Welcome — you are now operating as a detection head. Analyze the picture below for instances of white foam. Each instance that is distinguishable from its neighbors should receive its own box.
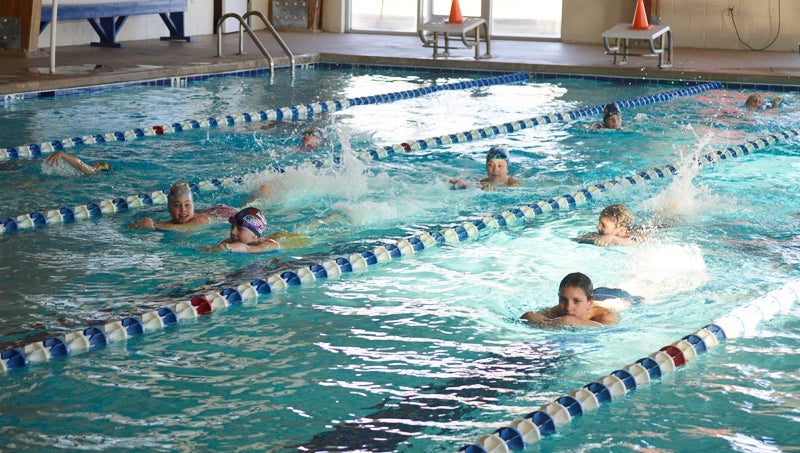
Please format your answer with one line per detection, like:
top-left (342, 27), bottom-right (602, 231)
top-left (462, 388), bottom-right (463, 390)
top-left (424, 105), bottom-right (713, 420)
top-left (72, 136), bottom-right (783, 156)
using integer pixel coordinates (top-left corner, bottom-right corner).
top-left (620, 243), bottom-right (708, 300)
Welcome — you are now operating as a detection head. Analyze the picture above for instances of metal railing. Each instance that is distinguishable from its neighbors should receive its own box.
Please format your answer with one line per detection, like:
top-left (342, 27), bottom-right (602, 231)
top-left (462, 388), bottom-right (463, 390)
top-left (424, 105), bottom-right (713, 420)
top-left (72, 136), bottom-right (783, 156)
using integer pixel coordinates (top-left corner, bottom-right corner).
top-left (215, 12), bottom-right (295, 78)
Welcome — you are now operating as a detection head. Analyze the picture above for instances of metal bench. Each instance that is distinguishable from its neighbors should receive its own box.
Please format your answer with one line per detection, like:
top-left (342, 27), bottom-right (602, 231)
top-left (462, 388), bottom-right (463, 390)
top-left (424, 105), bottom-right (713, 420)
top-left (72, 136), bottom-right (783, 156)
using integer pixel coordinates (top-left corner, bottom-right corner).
top-left (602, 23), bottom-right (672, 69)
top-left (40, 0), bottom-right (191, 48)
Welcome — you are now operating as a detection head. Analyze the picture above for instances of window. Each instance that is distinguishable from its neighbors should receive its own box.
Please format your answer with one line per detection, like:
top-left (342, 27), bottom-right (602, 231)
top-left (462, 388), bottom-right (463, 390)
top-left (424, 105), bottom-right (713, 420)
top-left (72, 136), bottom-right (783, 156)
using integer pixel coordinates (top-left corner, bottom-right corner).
top-left (348, 0), bottom-right (561, 39)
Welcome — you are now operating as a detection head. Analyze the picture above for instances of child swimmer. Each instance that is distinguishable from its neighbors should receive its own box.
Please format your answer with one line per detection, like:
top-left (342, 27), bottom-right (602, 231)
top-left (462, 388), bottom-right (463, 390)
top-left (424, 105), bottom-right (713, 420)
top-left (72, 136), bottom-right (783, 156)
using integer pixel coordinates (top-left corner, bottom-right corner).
top-left (128, 181), bottom-right (237, 231)
top-left (203, 207), bottom-right (310, 253)
top-left (449, 145), bottom-right (519, 191)
top-left (521, 272), bottom-right (618, 327)
top-left (575, 204), bottom-right (645, 247)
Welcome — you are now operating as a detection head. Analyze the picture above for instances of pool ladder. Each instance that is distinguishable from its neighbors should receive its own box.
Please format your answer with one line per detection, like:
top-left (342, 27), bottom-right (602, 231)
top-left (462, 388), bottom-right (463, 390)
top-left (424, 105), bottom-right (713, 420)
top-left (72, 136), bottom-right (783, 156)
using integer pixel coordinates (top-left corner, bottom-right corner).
top-left (216, 11), bottom-right (296, 78)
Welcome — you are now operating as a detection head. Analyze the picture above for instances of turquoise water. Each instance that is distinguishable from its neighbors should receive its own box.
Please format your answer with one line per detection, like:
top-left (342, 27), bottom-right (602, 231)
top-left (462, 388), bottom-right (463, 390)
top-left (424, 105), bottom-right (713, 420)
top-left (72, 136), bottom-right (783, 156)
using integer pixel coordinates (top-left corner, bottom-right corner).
top-left (0, 67), bottom-right (798, 451)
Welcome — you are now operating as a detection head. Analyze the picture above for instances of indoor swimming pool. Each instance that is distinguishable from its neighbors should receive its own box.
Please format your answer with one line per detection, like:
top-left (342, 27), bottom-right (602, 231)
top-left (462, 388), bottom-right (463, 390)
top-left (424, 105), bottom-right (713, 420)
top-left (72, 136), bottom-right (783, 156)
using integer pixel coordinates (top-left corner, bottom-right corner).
top-left (0, 65), bottom-right (798, 451)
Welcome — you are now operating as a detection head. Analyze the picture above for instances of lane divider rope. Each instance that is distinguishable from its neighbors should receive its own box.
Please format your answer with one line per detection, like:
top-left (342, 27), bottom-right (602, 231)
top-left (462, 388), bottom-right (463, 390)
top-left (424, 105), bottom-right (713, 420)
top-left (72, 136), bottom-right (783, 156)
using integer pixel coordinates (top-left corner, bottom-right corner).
top-left (357, 82), bottom-right (723, 161)
top-left (0, 72), bottom-right (530, 161)
top-left (2, 124), bottom-right (794, 236)
top-left (457, 278), bottom-right (800, 452)
top-left (0, 82), bottom-right (732, 236)
top-left (0, 128), bottom-right (790, 372)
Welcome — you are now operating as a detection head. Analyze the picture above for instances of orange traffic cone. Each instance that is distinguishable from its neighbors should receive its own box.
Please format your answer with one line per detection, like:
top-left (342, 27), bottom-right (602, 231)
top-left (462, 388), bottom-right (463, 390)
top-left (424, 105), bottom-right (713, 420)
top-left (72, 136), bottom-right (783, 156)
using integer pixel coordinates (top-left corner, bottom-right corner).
top-left (446, 0), bottom-right (466, 24)
top-left (629, 0), bottom-right (652, 30)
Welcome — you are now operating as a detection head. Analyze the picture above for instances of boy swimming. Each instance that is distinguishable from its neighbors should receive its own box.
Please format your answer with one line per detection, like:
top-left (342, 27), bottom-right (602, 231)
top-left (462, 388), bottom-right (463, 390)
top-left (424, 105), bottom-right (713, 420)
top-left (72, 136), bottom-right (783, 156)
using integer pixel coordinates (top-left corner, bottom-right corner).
top-left (745, 94), bottom-right (783, 110)
top-left (42, 151), bottom-right (112, 176)
top-left (449, 145), bottom-right (519, 191)
top-left (520, 272), bottom-right (618, 327)
top-left (576, 204), bottom-right (644, 247)
top-left (128, 181), bottom-right (237, 231)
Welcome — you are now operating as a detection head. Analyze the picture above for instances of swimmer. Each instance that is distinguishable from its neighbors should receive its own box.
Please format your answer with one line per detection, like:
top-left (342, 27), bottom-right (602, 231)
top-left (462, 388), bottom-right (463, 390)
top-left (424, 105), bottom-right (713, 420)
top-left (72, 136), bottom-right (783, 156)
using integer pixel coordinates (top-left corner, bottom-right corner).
top-left (744, 94), bottom-right (783, 110)
top-left (43, 151), bottom-right (112, 175)
top-left (576, 204), bottom-right (644, 247)
top-left (587, 103), bottom-right (622, 130)
top-left (202, 207), bottom-right (310, 253)
top-left (128, 180), bottom-right (237, 231)
top-left (449, 145), bottom-right (519, 191)
top-left (520, 272), bottom-right (618, 327)
top-left (299, 127), bottom-right (325, 152)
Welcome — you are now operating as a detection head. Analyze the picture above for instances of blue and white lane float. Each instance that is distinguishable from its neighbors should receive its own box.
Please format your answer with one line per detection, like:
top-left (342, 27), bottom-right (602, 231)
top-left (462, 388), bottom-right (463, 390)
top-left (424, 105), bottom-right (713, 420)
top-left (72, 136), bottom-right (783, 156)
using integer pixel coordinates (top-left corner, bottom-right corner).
top-left (2, 125), bottom-right (796, 236)
top-left (0, 72), bottom-right (529, 161)
top-left (457, 278), bottom-right (800, 453)
top-left (357, 82), bottom-right (723, 161)
top-left (0, 131), bottom-right (790, 373)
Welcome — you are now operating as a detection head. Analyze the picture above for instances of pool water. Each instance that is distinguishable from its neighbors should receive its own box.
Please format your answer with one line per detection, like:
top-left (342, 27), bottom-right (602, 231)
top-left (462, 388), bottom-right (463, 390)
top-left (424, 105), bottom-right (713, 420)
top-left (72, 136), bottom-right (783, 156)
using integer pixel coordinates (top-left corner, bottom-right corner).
top-left (0, 66), bottom-right (798, 452)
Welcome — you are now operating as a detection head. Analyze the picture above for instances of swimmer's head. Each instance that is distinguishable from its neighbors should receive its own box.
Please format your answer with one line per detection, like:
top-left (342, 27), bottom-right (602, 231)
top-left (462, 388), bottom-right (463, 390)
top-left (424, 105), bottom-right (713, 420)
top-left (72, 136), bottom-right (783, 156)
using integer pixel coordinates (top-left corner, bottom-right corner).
top-left (600, 204), bottom-right (633, 229)
top-left (301, 127), bottom-right (324, 149)
top-left (167, 180), bottom-right (193, 204)
top-left (229, 207), bottom-right (268, 238)
top-left (486, 145), bottom-right (510, 162)
top-left (603, 103), bottom-right (622, 129)
top-left (559, 272), bottom-right (594, 300)
top-left (745, 94), bottom-right (764, 109)
top-left (92, 161), bottom-right (112, 172)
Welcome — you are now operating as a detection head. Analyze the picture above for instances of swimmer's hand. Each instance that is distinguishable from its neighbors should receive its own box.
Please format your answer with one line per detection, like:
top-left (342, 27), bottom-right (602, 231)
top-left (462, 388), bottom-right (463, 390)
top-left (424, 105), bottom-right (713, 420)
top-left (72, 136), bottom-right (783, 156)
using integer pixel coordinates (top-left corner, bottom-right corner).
top-left (127, 217), bottom-right (156, 230)
top-left (448, 178), bottom-right (469, 190)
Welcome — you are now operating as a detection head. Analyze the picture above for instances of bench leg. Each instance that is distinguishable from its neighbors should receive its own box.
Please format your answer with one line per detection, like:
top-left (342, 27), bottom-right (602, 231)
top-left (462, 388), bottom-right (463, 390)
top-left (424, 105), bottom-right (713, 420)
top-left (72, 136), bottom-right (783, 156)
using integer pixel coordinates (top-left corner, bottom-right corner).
top-left (88, 16), bottom-right (127, 47)
top-left (159, 12), bottom-right (192, 42)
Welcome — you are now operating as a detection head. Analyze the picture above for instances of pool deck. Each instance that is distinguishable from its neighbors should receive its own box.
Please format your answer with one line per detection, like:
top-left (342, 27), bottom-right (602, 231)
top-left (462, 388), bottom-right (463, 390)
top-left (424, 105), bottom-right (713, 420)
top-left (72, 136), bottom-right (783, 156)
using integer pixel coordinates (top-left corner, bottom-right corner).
top-left (2, 30), bottom-right (800, 96)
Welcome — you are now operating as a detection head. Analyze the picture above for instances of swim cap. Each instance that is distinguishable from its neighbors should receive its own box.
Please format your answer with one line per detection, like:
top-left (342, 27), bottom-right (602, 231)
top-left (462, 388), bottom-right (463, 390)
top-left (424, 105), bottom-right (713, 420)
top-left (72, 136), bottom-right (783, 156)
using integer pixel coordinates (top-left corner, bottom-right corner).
top-left (92, 161), bottom-right (112, 172)
top-left (603, 103), bottom-right (621, 120)
top-left (230, 207), bottom-right (268, 238)
top-left (167, 181), bottom-right (193, 203)
top-left (486, 145), bottom-right (510, 162)
top-left (304, 127), bottom-right (324, 143)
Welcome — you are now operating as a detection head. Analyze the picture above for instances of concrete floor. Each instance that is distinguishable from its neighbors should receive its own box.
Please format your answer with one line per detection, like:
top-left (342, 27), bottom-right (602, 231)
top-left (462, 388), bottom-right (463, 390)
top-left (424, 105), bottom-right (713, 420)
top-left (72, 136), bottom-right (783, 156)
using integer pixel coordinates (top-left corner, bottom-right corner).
top-left (2, 30), bottom-right (800, 96)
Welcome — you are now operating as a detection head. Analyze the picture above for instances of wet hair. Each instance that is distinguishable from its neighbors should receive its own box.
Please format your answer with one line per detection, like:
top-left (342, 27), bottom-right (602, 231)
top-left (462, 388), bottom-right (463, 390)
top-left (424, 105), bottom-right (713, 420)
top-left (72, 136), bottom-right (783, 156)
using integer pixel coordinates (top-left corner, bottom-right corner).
top-left (167, 180), bottom-right (193, 204)
top-left (600, 204), bottom-right (633, 228)
top-left (559, 272), bottom-right (594, 300)
top-left (745, 94), bottom-right (764, 108)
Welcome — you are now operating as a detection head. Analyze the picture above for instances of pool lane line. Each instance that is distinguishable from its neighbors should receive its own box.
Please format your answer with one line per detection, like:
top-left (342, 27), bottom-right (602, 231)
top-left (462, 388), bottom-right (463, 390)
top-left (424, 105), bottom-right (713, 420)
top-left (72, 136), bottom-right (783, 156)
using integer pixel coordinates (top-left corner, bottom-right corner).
top-left (357, 82), bottom-right (723, 161)
top-left (0, 72), bottom-right (529, 161)
top-left (0, 128), bottom-right (788, 372)
top-left (458, 279), bottom-right (800, 452)
top-left (2, 124), bottom-right (796, 236)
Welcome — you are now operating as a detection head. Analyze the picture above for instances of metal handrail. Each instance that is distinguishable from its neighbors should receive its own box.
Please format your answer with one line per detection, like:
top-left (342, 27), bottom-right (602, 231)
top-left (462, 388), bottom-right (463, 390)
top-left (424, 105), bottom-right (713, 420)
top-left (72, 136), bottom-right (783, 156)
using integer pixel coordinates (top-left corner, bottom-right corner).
top-left (216, 12), bottom-right (275, 77)
top-left (242, 11), bottom-right (295, 76)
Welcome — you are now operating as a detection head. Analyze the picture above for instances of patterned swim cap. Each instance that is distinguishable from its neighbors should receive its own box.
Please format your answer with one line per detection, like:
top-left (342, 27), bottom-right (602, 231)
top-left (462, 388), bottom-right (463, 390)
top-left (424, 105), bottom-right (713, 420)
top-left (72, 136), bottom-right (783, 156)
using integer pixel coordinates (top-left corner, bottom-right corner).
top-left (486, 145), bottom-right (510, 162)
top-left (230, 207), bottom-right (268, 238)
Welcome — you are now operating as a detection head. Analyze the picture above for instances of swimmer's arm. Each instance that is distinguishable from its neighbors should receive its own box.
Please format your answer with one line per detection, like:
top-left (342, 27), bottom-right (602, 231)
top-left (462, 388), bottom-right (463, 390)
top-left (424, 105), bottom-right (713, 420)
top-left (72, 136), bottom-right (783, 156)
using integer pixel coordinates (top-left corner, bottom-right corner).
top-left (201, 239), bottom-right (228, 253)
top-left (246, 183), bottom-right (273, 203)
top-left (506, 177), bottom-right (519, 187)
top-left (126, 217), bottom-right (156, 230)
top-left (236, 238), bottom-right (280, 253)
top-left (151, 215), bottom-right (211, 232)
top-left (44, 151), bottom-right (95, 174)
top-left (448, 178), bottom-right (470, 190)
top-left (771, 97), bottom-right (784, 108)
top-left (588, 306), bottom-right (618, 326)
top-left (593, 234), bottom-right (641, 247)
top-left (551, 314), bottom-right (603, 327)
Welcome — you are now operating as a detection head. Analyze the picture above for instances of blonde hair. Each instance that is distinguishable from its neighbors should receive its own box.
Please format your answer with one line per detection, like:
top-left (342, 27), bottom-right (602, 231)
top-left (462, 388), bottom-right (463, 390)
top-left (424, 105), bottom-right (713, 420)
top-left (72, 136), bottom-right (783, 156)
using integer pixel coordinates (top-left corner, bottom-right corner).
top-left (600, 204), bottom-right (633, 228)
